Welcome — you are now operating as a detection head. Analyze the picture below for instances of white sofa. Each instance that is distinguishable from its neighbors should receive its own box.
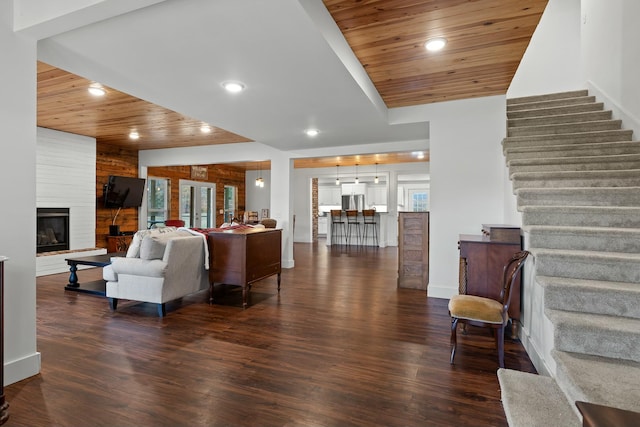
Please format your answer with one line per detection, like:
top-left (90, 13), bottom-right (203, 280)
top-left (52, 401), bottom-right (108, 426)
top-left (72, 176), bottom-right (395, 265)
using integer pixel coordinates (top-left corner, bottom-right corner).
top-left (103, 227), bottom-right (209, 316)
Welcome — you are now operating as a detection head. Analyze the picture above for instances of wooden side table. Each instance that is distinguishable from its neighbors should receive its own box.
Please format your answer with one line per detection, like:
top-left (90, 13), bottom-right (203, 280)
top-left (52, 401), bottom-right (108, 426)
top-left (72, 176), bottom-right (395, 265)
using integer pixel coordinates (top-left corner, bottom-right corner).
top-left (107, 234), bottom-right (133, 253)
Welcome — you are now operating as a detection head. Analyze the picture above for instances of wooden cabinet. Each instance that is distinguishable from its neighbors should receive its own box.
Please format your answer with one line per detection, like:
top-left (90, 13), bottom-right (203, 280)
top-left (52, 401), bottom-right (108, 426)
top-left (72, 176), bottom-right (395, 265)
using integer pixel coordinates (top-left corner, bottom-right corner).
top-left (208, 228), bottom-right (282, 308)
top-left (397, 212), bottom-right (429, 290)
top-left (107, 234), bottom-right (133, 253)
top-left (458, 225), bottom-right (522, 329)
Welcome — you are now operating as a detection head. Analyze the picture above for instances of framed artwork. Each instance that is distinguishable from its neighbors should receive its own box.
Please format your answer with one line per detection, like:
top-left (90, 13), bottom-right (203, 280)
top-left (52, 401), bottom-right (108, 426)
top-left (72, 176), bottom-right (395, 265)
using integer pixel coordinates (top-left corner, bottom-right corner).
top-left (261, 208), bottom-right (269, 219)
top-left (190, 165), bottom-right (208, 180)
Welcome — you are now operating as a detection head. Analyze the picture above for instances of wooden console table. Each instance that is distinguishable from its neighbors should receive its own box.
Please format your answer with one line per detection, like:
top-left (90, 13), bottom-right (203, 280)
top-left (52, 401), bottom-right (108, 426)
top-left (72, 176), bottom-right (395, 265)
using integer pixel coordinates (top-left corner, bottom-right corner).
top-left (0, 257), bottom-right (9, 425)
top-left (208, 228), bottom-right (282, 308)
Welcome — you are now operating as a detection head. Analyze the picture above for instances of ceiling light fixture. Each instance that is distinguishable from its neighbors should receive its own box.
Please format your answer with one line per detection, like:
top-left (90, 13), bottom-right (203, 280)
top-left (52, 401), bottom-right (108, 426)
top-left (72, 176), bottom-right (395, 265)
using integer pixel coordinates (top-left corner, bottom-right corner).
top-left (425, 37), bottom-right (447, 52)
top-left (335, 164), bottom-right (340, 186)
top-left (222, 81), bottom-right (245, 93)
top-left (355, 163), bottom-right (359, 184)
top-left (200, 124), bottom-right (212, 133)
top-left (129, 131), bottom-right (140, 140)
top-left (305, 129), bottom-right (319, 137)
top-left (88, 84), bottom-right (106, 96)
top-left (374, 163), bottom-right (379, 184)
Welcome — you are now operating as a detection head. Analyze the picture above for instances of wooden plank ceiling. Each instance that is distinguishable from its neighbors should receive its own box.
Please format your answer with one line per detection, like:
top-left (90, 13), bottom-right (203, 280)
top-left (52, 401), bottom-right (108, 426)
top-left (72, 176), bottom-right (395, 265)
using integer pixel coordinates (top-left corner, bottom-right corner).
top-left (324, 0), bottom-right (549, 107)
top-left (36, 1), bottom-right (547, 168)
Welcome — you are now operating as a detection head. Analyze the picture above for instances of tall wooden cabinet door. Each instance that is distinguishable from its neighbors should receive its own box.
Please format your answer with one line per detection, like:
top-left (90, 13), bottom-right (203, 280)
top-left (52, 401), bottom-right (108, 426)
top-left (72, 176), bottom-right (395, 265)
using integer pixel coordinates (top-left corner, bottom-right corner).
top-left (397, 212), bottom-right (429, 290)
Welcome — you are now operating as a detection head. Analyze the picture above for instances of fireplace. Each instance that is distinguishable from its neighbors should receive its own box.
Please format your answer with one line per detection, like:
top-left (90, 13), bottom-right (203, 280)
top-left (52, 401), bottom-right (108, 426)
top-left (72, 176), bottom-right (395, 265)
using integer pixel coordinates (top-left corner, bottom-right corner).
top-left (37, 208), bottom-right (70, 253)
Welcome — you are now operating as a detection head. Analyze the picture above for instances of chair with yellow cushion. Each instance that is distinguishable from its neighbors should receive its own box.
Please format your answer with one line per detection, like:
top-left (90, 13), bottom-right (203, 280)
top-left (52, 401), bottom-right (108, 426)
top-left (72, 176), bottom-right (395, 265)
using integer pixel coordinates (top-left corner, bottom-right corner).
top-left (448, 250), bottom-right (530, 368)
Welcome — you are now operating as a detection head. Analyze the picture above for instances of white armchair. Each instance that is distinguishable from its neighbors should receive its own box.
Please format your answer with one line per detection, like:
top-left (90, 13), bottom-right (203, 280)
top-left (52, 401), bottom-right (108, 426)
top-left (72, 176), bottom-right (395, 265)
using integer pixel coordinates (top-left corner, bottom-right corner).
top-left (103, 228), bottom-right (208, 316)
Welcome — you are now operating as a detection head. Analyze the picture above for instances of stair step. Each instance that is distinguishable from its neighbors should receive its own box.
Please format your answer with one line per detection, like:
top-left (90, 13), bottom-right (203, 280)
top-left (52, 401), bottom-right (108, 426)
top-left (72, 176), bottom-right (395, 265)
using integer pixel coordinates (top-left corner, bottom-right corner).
top-left (546, 309), bottom-right (640, 362)
top-left (507, 96), bottom-right (596, 112)
top-left (507, 102), bottom-right (604, 119)
top-left (553, 350), bottom-right (640, 414)
top-left (527, 225), bottom-right (640, 253)
top-left (516, 186), bottom-right (640, 207)
top-left (507, 90), bottom-right (590, 106)
top-left (533, 248), bottom-right (640, 283)
top-left (538, 275), bottom-right (640, 319)
top-left (508, 153), bottom-right (640, 173)
top-left (524, 206), bottom-right (640, 229)
top-left (511, 169), bottom-right (640, 189)
top-left (507, 120), bottom-right (622, 137)
top-left (522, 206), bottom-right (640, 228)
top-left (507, 110), bottom-right (612, 128)
top-left (503, 129), bottom-right (635, 151)
top-left (506, 140), bottom-right (640, 161)
top-left (497, 369), bottom-right (580, 427)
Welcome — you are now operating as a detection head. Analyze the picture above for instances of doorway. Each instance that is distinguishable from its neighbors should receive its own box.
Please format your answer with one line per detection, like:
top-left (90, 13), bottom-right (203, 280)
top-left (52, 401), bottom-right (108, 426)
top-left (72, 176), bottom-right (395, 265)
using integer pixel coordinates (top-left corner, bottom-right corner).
top-left (179, 180), bottom-right (216, 228)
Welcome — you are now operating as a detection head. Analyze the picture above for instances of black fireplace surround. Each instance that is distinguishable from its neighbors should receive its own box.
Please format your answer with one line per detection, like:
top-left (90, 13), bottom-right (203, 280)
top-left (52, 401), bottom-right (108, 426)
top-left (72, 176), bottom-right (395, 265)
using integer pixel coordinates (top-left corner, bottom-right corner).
top-left (36, 208), bottom-right (70, 253)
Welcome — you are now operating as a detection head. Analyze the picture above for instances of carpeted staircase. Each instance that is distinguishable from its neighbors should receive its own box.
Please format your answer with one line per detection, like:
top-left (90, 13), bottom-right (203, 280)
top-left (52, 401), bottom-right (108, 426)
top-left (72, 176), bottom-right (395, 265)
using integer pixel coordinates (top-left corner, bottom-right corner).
top-left (497, 90), bottom-right (640, 426)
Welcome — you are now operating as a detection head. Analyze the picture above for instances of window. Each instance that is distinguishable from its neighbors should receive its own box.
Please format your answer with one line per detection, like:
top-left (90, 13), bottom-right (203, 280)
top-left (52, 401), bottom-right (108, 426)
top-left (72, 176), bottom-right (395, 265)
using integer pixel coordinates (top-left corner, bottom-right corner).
top-left (224, 185), bottom-right (237, 223)
top-left (147, 177), bottom-right (169, 228)
top-left (409, 189), bottom-right (429, 212)
top-left (179, 180), bottom-right (216, 228)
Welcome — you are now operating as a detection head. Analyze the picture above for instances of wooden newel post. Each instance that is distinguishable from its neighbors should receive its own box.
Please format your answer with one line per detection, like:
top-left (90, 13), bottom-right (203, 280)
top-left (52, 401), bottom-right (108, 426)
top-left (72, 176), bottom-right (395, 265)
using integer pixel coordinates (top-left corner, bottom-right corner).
top-left (0, 256), bottom-right (8, 425)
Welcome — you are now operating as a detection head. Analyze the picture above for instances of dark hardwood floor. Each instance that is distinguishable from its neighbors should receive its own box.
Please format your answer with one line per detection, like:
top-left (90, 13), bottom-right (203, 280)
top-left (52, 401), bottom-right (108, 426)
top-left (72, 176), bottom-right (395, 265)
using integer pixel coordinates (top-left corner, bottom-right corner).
top-left (5, 241), bottom-right (536, 426)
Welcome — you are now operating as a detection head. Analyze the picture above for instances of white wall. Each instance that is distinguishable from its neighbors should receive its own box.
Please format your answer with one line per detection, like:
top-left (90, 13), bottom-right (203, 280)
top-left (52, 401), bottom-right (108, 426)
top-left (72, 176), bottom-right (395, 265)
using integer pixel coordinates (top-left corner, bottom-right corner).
top-left (582, 0), bottom-right (640, 136)
top-left (0, 2), bottom-right (41, 385)
top-left (36, 128), bottom-right (103, 276)
top-left (508, 0), bottom-right (583, 99)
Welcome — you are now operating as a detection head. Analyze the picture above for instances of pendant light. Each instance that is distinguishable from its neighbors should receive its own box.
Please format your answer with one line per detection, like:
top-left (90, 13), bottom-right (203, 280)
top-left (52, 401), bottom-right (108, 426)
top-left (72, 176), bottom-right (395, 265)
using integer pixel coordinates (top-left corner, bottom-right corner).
top-left (354, 163), bottom-right (359, 184)
top-left (374, 162), bottom-right (379, 184)
top-left (335, 164), bottom-right (340, 186)
top-left (255, 162), bottom-right (261, 187)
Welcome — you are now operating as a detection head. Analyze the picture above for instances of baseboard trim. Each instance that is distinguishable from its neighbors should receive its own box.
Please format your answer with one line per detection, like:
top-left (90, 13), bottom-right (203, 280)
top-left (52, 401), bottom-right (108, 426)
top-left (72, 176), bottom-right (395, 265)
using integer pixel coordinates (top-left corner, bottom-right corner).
top-left (5, 351), bottom-right (41, 386)
top-left (427, 284), bottom-right (456, 300)
top-left (519, 324), bottom-right (553, 377)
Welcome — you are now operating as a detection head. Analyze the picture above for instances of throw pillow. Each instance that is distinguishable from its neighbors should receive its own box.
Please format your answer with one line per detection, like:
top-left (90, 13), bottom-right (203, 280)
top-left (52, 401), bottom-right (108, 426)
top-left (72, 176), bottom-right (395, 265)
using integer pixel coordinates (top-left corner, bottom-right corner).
top-left (126, 226), bottom-right (179, 258)
top-left (139, 235), bottom-right (168, 260)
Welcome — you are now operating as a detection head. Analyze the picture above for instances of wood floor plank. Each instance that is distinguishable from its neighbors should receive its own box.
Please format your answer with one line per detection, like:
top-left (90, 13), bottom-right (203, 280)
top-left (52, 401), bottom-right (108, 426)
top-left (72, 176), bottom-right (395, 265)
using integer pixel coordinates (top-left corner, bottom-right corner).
top-left (5, 242), bottom-right (536, 426)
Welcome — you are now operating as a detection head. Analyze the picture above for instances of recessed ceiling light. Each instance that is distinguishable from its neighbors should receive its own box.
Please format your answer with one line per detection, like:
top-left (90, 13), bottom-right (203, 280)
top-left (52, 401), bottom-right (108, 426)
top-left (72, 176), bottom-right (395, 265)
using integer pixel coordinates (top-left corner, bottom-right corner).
top-left (200, 124), bottom-right (212, 134)
top-left (88, 84), bottom-right (106, 96)
top-left (305, 129), bottom-right (319, 137)
top-left (425, 37), bottom-right (447, 52)
top-left (222, 81), bottom-right (245, 93)
top-left (129, 131), bottom-right (140, 140)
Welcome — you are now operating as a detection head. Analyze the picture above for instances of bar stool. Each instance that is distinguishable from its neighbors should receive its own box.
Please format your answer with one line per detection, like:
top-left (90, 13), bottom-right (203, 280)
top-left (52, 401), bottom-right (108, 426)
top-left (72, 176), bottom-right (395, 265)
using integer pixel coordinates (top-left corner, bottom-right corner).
top-left (330, 210), bottom-right (346, 245)
top-left (345, 210), bottom-right (362, 246)
top-left (362, 209), bottom-right (378, 246)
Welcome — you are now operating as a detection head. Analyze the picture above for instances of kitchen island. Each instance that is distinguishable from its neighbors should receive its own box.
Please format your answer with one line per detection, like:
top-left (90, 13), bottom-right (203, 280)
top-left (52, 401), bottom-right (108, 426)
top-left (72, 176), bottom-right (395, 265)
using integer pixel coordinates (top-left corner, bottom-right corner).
top-left (326, 210), bottom-right (387, 247)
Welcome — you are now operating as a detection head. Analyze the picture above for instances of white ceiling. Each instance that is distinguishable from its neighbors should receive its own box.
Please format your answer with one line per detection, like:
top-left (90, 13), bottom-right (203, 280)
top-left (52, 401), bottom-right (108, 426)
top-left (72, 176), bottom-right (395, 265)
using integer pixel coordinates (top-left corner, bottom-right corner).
top-left (35, 0), bottom-right (429, 153)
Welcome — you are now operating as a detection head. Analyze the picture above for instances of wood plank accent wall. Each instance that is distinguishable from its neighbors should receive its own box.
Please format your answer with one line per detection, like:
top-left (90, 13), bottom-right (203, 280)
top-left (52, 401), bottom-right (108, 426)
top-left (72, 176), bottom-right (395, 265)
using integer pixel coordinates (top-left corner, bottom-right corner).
top-left (147, 164), bottom-right (246, 227)
top-left (96, 144), bottom-right (139, 247)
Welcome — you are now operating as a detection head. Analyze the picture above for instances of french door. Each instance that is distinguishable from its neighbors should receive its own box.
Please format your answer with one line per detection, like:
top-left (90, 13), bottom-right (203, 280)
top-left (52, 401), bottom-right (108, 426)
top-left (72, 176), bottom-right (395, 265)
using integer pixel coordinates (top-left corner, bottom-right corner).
top-left (179, 180), bottom-right (216, 228)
